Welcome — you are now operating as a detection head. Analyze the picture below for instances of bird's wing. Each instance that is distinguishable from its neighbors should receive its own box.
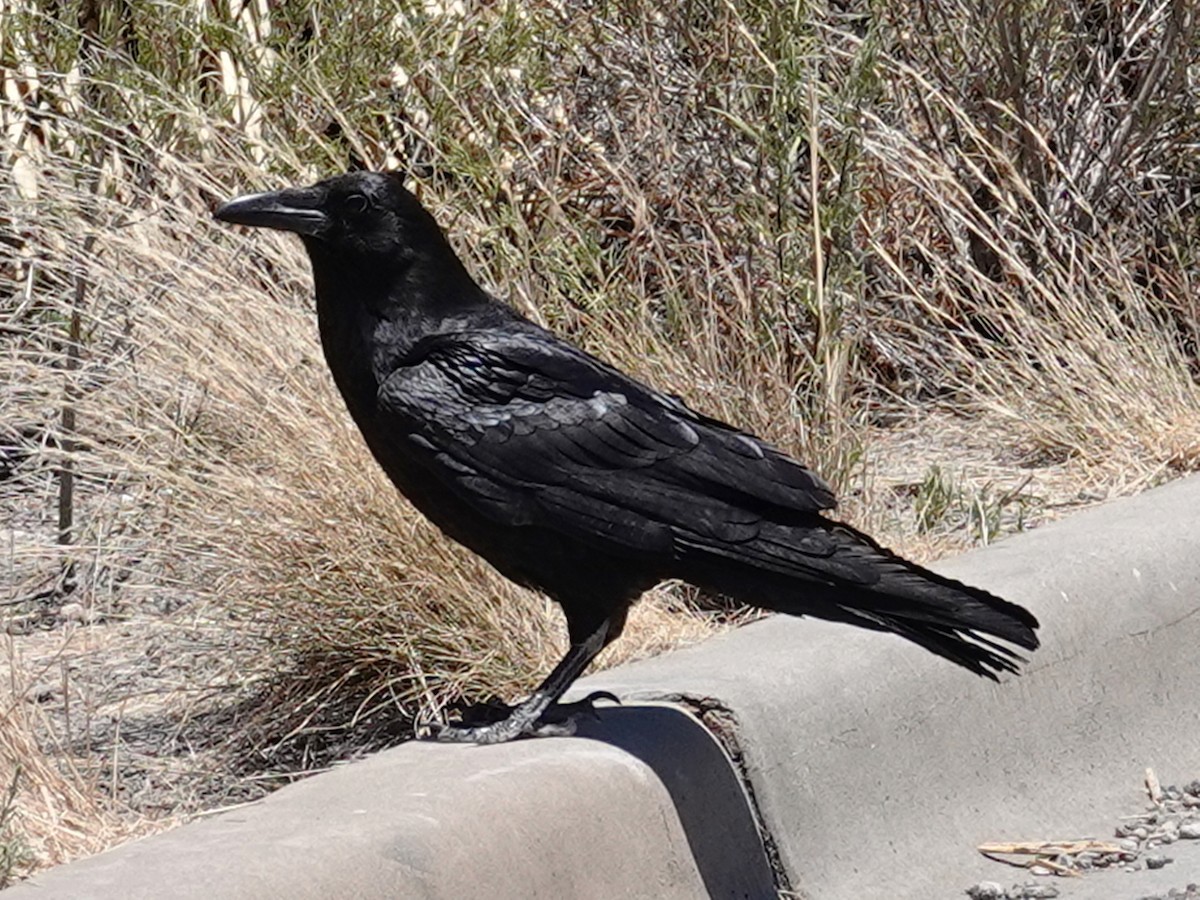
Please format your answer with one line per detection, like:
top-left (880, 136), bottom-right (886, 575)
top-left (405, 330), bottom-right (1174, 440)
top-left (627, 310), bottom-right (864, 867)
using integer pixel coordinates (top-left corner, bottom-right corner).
top-left (376, 329), bottom-right (835, 556)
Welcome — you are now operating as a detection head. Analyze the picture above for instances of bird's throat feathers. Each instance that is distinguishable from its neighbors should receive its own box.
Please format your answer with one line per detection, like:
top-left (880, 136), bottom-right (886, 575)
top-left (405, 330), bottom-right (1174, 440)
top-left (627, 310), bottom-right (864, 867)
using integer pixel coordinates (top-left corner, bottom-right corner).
top-left (309, 236), bottom-right (487, 332)
top-left (306, 236), bottom-right (496, 413)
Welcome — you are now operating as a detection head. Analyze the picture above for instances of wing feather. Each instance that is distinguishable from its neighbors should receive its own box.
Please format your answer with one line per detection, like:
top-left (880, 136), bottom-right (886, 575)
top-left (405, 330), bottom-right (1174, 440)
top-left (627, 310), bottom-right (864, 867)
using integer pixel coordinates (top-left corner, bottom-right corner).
top-left (378, 330), bottom-right (836, 556)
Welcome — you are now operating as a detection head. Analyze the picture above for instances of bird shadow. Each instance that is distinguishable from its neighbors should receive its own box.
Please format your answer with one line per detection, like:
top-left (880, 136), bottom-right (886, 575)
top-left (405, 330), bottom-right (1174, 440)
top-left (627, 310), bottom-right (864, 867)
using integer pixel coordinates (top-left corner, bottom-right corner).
top-left (572, 703), bottom-right (778, 899)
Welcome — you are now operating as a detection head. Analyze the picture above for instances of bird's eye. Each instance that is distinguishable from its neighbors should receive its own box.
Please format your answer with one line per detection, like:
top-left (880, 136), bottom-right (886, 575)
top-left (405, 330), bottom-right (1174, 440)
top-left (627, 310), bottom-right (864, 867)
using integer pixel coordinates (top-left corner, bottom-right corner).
top-left (344, 193), bottom-right (370, 215)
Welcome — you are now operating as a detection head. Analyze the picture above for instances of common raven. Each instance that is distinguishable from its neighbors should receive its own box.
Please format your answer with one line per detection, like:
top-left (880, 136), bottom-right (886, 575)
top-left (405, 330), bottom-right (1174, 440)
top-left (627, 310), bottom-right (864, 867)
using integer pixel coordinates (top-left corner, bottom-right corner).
top-left (215, 172), bottom-right (1039, 744)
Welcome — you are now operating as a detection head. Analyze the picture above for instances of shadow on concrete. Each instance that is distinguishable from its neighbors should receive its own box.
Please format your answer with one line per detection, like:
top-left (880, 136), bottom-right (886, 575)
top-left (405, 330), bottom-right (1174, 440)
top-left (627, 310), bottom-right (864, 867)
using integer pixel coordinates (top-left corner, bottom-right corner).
top-left (574, 703), bottom-right (777, 900)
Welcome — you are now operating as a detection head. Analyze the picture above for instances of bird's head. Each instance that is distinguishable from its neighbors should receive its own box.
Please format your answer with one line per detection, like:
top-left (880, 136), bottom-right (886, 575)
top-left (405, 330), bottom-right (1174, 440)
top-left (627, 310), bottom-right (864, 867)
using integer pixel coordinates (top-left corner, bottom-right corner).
top-left (214, 171), bottom-right (443, 266)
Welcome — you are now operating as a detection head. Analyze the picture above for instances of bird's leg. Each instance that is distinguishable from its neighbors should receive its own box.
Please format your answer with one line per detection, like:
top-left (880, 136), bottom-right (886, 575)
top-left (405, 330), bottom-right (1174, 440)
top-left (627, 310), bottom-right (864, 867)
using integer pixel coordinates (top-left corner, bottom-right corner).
top-left (426, 615), bottom-right (617, 745)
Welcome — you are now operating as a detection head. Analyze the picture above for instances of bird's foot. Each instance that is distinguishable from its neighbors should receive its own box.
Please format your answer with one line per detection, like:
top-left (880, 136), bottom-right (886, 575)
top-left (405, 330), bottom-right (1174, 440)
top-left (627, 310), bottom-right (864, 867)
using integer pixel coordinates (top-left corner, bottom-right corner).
top-left (422, 691), bottom-right (620, 745)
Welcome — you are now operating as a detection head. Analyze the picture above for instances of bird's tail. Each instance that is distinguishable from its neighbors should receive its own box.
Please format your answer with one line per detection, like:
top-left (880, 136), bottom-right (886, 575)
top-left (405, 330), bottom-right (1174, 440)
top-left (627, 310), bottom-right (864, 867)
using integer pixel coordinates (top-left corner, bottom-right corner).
top-left (679, 521), bottom-right (1040, 679)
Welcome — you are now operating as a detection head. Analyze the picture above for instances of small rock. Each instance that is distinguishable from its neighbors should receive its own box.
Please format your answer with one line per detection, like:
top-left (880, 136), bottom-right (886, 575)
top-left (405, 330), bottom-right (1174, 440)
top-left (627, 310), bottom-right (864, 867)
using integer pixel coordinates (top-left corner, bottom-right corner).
top-left (5, 613), bottom-right (39, 635)
top-left (1029, 864), bottom-right (1053, 876)
top-left (1015, 885), bottom-right (1060, 899)
top-left (966, 882), bottom-right (1005, 900)
top-left (1135, 826), bottom-right (1150, 839)
top-left (60, 601), bottom-right (86, 622)
top-left (1120, 838), bottom-right (1140, 852)
top-left (1180, 822), bottom-right (1200, 839)
top-left (1145, 854), bottom-right (1171, 870)
top-left (25, 682), bottom-right (58, 703)
top-left (1182, 781), bottom-right (1200, 796)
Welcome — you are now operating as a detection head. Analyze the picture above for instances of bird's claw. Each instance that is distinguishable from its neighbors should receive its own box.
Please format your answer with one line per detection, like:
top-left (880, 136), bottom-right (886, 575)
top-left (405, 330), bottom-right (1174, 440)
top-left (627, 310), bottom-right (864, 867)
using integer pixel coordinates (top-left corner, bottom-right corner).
top-left (419, 690), bottom-right (621, 744)
top-left (422, 713), bottom-right (562, 744)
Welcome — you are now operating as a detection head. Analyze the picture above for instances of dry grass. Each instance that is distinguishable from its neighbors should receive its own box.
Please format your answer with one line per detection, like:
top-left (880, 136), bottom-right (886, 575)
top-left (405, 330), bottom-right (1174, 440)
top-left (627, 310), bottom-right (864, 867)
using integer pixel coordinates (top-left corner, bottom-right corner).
top-left (1, 0), bottom-right (1198, 880)
top-left (859, 59), bottom-right (1200, 471)
top-left (0, 636), bottom-right (158, 883)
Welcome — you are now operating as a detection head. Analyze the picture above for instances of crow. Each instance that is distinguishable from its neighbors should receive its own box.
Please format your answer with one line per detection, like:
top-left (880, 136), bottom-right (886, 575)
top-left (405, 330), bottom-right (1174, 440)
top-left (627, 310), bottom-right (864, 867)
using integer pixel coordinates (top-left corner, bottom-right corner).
top-left (214, 171), bottom-right (1039, 744)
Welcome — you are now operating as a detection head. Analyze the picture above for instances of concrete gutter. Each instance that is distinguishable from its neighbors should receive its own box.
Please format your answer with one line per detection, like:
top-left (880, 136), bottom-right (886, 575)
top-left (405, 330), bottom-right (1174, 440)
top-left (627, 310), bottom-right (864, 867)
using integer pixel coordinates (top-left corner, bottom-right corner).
top-left (6, 475), bottom-right (1200, 899)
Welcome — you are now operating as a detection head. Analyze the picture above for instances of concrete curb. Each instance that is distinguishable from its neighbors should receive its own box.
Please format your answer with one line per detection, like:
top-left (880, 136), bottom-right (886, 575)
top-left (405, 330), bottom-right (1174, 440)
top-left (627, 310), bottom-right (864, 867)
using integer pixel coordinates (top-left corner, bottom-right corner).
top-left (582, 473), bottom-right (1200, 897)
top-left (7, 475), bottom-right (1200, 898)
top-left (5, 705), bottom-right (773, 899)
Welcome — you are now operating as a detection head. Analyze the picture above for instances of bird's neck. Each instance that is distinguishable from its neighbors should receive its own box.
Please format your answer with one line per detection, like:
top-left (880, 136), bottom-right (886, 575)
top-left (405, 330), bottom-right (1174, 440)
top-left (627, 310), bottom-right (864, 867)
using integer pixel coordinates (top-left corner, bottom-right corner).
top-left (308, 246), bottom-right (493, 415)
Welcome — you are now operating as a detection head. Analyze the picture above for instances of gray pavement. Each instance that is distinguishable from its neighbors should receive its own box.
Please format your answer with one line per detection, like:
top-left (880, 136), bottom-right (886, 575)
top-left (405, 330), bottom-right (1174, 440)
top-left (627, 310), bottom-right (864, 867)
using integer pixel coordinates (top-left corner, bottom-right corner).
top-left (5, 474), bottom-right (1200, 898)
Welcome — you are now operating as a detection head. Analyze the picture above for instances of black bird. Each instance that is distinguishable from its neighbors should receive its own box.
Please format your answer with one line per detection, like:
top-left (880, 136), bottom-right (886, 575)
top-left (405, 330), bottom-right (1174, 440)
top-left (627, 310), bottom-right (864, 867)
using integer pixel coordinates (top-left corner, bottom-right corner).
top-left (214, 172), bottom-right (1039, 744)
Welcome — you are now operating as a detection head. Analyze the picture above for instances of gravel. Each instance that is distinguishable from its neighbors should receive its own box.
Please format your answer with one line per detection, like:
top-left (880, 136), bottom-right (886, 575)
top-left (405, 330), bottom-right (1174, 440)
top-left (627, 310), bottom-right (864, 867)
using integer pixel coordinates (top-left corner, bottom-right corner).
top-left (966, 882), bottom-right (1060, 900)
top-left (1133, 884), bottom-right (1200, 900)
top-left (967, 775), bottom-right (1200, 897)
top-left (1106, 776), bottom-right (1200, 874)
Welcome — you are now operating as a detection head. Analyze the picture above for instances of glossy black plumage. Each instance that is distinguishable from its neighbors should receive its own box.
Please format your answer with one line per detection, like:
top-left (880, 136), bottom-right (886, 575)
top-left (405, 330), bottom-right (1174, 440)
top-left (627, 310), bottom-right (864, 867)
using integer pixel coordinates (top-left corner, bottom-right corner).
top-left (215, 172), bottom-right (1040, 743)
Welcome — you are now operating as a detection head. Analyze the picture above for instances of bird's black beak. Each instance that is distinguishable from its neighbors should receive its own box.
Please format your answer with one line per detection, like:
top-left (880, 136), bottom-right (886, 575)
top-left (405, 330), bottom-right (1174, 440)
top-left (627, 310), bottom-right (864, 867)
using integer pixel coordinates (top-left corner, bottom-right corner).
top-left (214, 187), bottom-right (328, 236)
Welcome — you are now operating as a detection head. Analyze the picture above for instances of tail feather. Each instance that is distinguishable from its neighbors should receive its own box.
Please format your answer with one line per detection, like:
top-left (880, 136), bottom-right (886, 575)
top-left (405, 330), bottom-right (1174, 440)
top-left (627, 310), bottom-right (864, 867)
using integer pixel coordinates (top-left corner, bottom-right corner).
top-left (826, 602), bottom-right (1029, 679)
top-left (678, 519), bottom-right (1040, 680)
